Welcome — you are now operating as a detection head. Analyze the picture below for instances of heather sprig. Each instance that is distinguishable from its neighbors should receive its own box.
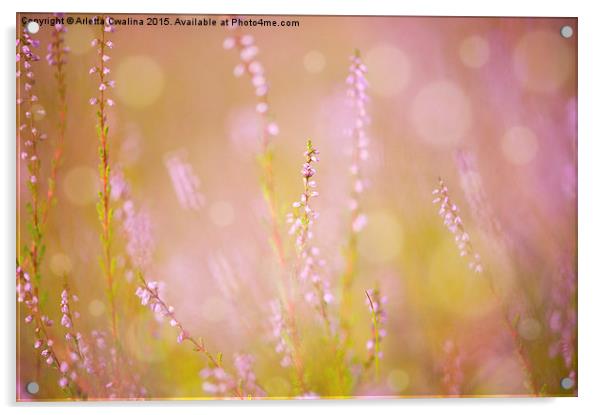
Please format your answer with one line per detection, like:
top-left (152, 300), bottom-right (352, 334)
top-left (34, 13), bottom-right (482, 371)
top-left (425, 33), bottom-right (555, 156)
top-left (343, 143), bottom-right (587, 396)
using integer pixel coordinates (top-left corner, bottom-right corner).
top-left (134, 274), bottom-right (244, 398)
top-left (90, 17), bottom-right (118, 344)
top-left (364, 289), bottom-right (387, 379)
top-left (43, 14), bottom-right (69, 222)
top-left (59, 282), bottom-right (90, 392)
top-left (200, 354), bottom-right (265, 398)
top-left (286, 140), bottom-right (334, 329)
top-left (432, 177), bottom-right (540, 394)
top-left (223, 29), bottom-right (284, 266)
top-left (17, 27), bottom-right (48, 284)
top-left (16, 266), bottom-right (80, 397)
top-left (432, 177), bottom-right (483, 273)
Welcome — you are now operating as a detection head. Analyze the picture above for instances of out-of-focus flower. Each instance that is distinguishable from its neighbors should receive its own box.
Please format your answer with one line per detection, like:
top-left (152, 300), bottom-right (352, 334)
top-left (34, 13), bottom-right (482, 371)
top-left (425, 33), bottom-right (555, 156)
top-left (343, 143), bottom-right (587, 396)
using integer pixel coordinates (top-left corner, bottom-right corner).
top-left (346, 51), bottom-right (370, 232)
top-left (163, 152), bottom-right (205, 212)
top-left (441, 339), bottom-right (463, 396)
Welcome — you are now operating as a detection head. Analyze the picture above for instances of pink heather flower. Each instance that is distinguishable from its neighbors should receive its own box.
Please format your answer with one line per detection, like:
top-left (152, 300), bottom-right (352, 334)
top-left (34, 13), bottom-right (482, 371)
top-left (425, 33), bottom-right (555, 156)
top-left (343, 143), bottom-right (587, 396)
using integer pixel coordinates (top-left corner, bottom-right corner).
top-left (224, 31), bottom-right (276, 148)
top-left (59, 377), bottom-right (68, 388)
top-left (256, 102), bottom-right (268, 114)
top-left (164, 152), bottom-right (205, 211)
top-left (223, 37), bottom-right (236, 49)
top-left (46, 19), bottom-right (68, 67)
top-left (266, 122), bottom-right (279, 136)
top-left (432, 177), bottom-right (483, 273)
top-left (352, 213), bottom-right (368, 233)
top-left (89, 97), bottom-right (98, 105)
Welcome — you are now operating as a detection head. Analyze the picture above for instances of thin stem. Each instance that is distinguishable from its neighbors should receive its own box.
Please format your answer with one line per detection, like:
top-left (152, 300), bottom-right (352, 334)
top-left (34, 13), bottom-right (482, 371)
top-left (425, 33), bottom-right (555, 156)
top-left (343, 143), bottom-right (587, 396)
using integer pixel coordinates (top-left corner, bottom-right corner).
top-left (96, 27), bottom-right (118, 345)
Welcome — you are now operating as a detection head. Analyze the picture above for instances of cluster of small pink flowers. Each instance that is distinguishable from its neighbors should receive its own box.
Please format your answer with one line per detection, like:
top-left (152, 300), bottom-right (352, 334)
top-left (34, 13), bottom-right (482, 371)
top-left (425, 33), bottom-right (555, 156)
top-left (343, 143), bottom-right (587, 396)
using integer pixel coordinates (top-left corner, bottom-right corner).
top-left (89, 17), bottom-right (116, 108)
top-left (135, 280), bottom-right (189, 344)
top-left (58, 285), bottom-right (88, 388)
top-left (441, 339), bottom-right (464, 396)
top-left (223, 31), bottom-right (279, 145)
top-left (46, 14), bottom-right (69, 67)
top-left (365, 289), bottom-right (387, 360)
top-left (163, 152), bottom-right (205, 212)
top-left (268, 300), bottom-right (294, 368)
top-left (432, 177), bottom-right (483, 273)
top-left (200, 354), bottom-right (264, 398)
top-left (17, 28), bottom-right (47, 184)
top-left (16, 267), bottom-right (69, 388)
top-left (286, 141), bottom-right (334, 320)
top-left (345, 51), bottom-right (370, 233)
top-left (60, 287), bottom-right (79, 329)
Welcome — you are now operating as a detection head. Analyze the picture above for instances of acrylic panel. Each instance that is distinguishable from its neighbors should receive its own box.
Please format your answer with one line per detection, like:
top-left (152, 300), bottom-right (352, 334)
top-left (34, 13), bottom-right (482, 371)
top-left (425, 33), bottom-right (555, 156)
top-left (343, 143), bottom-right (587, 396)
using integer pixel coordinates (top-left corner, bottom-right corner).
top-left (16, 13), bottom-right (577, 400)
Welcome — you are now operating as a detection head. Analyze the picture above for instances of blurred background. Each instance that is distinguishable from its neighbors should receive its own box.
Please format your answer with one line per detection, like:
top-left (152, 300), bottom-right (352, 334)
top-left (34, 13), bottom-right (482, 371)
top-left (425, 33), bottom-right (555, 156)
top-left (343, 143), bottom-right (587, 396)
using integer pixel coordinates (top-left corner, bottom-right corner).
top-left (17, 14), bottom-right (577, 399)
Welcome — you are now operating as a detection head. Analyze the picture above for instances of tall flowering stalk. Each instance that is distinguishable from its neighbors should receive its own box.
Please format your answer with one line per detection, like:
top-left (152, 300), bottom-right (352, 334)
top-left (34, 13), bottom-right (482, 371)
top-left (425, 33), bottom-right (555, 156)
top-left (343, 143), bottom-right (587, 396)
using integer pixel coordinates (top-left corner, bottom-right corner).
top-left (432, 177), bottom-right (540, 394)
top-left (43, 15), bottom-right (68, 222)
top-left (340, 50), bottom-right (370, 337)
top-left (17, 27), bottom-right (47, 286)
top-left (432, 177), bottom-right (483, 273)
top-left (17, 26), bottom-right (55, 386)
top-left (90, 18), bottom-right (118, 343)
top-left (287, 140), bottom-right (333, 330)
top-left (364, 289), bottom-right (386, 380)
top-left (223, 29), bottom-right (284, 266)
